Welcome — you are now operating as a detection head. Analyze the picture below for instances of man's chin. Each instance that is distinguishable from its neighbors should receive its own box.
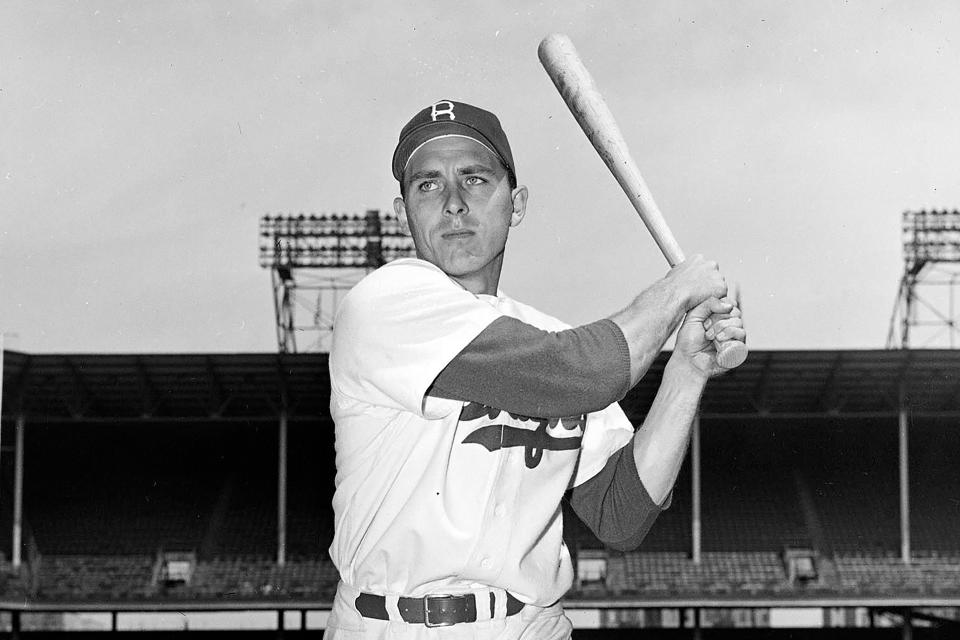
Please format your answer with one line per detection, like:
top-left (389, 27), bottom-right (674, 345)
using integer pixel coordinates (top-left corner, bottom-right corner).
top-left (435, 254), bottom-right (484, 277)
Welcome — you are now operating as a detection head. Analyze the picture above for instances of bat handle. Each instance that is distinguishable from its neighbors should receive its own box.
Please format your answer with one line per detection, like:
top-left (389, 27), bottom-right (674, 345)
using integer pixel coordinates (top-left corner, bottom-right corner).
top-left (715, 284), bottom-right (747, 368)
top-left (716, 338), bottom-right (748, 369)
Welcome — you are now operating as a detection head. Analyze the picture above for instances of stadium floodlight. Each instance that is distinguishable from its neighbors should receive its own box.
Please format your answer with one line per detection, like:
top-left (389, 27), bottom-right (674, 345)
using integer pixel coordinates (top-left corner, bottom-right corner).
top-left (259, 209), bottom-right (415, 270)
top-left (259, 210), bottom-right (417, 353)
top-left (902, 209), bottom-right (960, 273)
top-left (888, 209), bottom-right (960, 349)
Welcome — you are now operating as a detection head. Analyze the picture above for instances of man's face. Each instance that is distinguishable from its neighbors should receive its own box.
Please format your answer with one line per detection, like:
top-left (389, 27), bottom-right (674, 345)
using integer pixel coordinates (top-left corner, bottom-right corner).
top-left (394, 136), bottom-right (527, 293)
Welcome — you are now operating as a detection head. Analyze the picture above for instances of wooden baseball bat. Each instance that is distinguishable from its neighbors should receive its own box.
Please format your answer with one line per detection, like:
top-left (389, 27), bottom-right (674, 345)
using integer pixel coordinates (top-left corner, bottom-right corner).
top-left (538, 32), bottom-right (747, 369)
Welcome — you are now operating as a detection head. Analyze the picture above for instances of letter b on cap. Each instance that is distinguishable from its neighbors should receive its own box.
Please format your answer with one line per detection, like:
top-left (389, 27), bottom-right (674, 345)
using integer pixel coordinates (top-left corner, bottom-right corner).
top-left (430, 101), bottom-right (456, 121)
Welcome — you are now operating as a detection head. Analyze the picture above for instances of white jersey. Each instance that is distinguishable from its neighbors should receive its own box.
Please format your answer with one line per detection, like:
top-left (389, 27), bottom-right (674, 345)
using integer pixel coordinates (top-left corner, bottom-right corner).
top-left (328, 258), bottom-right (634, 606)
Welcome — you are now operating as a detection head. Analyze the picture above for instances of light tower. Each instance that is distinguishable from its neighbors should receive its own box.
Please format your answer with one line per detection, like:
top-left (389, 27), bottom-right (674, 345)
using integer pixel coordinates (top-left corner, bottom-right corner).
top-left (259, 210), bottom-right (416, 353)
top-left (887, 209), bottom-right (960, 348)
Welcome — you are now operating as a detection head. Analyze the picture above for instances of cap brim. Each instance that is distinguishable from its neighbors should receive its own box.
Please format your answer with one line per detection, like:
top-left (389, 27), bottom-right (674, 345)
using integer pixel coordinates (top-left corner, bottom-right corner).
top-left (392, 121), bottom-right (510, 183)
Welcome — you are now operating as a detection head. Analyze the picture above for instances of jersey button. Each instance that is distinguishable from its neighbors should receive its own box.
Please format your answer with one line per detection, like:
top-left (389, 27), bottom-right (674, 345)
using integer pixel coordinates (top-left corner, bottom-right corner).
top-left (495, 505), bottom-right (506, 517)
top-left (481, 557), bottom-right (491, 569)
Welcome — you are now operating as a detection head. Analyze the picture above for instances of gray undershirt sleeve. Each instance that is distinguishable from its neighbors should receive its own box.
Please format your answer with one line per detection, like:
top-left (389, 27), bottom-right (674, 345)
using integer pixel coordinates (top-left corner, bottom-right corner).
top-left (429, 316), bottom-right (632, 419)
top-left (567, 442), bottom-right (664, 551)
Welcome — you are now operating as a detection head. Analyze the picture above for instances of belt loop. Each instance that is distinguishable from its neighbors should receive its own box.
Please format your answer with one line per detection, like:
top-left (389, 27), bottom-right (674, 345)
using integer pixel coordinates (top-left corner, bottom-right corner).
top-left (474, 589), bottom-right (493, 622)
top-left (384, 594), bottom-right (403, 622)
top-left (491, 587), bottom-right (508, 619)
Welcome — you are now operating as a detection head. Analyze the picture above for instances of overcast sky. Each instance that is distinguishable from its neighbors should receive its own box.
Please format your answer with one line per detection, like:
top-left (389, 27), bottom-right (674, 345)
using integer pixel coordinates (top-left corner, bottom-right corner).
top-left (2, 1), bottom-right (959, 354)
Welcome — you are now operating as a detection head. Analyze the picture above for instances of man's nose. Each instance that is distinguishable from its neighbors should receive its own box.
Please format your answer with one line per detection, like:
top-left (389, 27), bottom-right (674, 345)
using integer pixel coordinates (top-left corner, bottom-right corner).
top-left (443, 187), bottom-right (468, 217)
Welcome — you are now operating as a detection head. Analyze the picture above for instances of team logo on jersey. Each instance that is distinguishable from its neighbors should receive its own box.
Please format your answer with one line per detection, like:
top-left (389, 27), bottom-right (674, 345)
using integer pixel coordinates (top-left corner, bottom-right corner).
top-left (430, 100), bottom-right (456, 121)
top-left (459, 401), bottom-right (585, 469)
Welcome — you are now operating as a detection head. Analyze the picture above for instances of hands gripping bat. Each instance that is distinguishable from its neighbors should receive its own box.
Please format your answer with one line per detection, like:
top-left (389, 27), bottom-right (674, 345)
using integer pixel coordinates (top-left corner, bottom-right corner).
top-left (538, 33), bottom-right (748, 369)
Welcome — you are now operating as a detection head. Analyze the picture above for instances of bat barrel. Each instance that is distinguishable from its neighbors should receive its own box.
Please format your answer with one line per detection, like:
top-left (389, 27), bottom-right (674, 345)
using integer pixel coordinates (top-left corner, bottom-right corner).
top-left (539, 33), bottom-right (685, 266)
top-left (540, 33), bottom-right (748, 370)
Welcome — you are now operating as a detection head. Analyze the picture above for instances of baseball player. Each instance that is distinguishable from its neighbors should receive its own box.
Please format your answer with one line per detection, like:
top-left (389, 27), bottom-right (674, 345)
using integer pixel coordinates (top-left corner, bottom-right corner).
top-left (325, 100), bottom-right (745, 639)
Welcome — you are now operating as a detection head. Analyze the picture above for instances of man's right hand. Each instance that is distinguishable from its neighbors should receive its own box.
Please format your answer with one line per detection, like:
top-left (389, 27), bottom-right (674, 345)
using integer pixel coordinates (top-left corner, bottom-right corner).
top-left (661, 254), bottom-right (728, 312)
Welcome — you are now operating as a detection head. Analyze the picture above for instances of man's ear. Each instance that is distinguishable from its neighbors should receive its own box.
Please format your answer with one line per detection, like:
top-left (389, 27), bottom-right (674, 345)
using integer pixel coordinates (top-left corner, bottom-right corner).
top-left (510, 185), bottom-right (528, 227)
top-left (393, 196), bottom-right (411, 235)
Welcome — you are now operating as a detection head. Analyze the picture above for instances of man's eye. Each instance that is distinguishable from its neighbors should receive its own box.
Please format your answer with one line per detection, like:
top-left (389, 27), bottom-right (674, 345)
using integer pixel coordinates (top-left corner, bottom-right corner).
top-left (417, 181), bottom-right (438, 192)
top-left (465, 176), bottom-right (486, 186)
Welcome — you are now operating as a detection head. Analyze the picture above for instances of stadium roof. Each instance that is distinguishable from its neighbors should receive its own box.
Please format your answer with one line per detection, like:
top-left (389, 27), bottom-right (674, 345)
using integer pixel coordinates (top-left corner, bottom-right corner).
top-left (2, 349), bottom-right (959, 423)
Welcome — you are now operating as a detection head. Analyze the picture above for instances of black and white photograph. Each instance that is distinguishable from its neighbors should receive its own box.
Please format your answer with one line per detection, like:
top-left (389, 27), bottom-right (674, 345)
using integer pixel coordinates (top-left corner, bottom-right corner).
top-left (2, 2), bottom-right (959, 638)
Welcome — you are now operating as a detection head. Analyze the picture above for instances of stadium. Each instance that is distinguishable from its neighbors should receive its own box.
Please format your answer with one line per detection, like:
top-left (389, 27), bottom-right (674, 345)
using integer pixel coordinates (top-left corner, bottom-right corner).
top-left (1, 210), bottom-right (959, 639)
top-left (5, 4), bottom-right (960, 638)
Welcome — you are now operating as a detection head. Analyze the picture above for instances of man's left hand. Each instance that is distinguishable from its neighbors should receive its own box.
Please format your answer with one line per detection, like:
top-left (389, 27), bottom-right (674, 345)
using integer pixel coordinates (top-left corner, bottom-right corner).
top-left (672, 297), bottom-right (746, 379)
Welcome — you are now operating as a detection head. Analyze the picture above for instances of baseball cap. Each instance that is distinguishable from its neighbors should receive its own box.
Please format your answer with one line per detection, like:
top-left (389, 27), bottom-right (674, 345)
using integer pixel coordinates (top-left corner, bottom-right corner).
top-left (392, 99), bottom-right (516, 186)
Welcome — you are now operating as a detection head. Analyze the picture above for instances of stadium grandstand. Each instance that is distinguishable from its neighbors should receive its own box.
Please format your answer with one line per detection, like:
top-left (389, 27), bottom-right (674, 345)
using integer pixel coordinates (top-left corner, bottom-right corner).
top-left (0, 349), bottom-right (959, 638)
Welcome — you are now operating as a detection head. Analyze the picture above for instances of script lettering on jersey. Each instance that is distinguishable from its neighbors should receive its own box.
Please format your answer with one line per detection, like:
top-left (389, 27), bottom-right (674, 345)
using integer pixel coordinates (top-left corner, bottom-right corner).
top-left (459, 401), bottom-right (586, 469)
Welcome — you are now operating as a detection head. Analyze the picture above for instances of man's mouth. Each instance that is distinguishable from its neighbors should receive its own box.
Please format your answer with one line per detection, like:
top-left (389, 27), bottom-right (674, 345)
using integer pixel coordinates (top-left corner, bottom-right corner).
top-left (442, 230), bottom-right (476, 240)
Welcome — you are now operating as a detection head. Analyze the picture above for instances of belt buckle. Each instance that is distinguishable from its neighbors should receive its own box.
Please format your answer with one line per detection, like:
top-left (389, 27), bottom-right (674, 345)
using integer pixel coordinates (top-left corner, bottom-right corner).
top-left (423, 594), bottom-right (463, 628)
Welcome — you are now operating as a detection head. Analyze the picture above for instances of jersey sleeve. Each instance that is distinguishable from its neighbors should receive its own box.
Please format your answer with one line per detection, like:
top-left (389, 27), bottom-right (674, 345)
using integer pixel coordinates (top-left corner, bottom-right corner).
top-left (329, 259), bottom-right (503, 419)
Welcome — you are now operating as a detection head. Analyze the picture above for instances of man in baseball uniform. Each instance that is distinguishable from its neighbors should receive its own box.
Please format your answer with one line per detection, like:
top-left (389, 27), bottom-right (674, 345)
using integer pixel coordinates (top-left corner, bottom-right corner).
top-left (326, 100), bottom-right (745, 639)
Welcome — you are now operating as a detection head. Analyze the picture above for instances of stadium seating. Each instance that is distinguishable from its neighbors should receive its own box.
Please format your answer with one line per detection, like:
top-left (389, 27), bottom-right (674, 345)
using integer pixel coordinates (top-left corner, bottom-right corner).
top-left (25, 549), bottom-right (956, 603)
top-left (25, 423), bottom-right (228, 556)
top-left (560, 418), bottom-right (960, 601)
top-left (832, 552), bottom-right (960, 596)
top-left (7, 412), bottom-right (960, 604)
top-left (565, 550), bottom-right (960, 599)
top-left (704, 424), bottom-right (815, 551)
top-left (14, 554), bottom-right (342, 602)
top-left (29, 477), bottom-right (218, 556)
top-left (31, 555), bottom-right (155, 600)
top-left (606, 552), bottom-right (789, 597)
top-left (186, 557), bottom-right (340, 600)
top-left (807, 456), bottom-right (901, 554)
top-left (910, 424), bottom-right (960, 552)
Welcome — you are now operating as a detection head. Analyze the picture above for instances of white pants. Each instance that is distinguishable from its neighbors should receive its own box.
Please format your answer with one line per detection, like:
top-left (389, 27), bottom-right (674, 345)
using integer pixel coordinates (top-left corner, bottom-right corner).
top-left (323, 582), bottom-right (573, 640)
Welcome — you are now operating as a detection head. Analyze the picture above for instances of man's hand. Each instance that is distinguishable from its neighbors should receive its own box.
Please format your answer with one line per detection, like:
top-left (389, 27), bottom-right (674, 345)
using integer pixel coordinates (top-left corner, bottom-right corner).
top-left (609, 254), bottom-right (736, 387)
top-left (671, 297), bottom-right (746, 380)
top-left (662, 255), bottom-right (728, 312)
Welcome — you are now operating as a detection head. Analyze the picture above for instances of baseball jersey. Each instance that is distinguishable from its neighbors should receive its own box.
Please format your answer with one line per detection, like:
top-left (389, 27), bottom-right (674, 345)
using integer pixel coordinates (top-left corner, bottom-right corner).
top-left (328, 257), bottom-right (635, 606)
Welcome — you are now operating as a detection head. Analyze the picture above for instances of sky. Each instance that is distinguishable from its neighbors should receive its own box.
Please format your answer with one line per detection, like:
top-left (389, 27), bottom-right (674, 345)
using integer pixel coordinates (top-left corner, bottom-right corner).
top-left (2, 1), bottom-right (959, 354)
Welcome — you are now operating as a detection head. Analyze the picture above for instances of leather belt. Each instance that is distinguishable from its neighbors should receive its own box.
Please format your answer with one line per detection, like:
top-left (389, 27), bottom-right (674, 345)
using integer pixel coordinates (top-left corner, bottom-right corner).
top-left (355, 591), bottom-right (525, 627)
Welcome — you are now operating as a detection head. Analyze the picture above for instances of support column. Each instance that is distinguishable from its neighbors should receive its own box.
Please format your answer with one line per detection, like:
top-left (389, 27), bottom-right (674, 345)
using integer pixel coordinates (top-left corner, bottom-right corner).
top-left (278, 401), bottom-right (288, 566)
top-left (899, 387), bottom-right (910, 564)
top-left (13, 414), bottom-right (24, 570)
top-left (0, 334), bottom-right (4, 527)
top-left (691, 413), bottom-right (702, 564)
